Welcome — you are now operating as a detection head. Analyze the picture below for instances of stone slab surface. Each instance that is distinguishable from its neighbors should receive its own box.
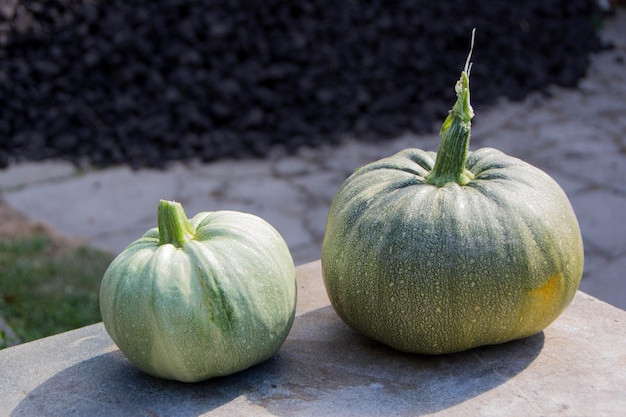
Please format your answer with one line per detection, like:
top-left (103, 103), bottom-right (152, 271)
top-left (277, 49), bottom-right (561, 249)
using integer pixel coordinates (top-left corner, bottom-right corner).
top-left (1, 261), bottom-right (625, 417)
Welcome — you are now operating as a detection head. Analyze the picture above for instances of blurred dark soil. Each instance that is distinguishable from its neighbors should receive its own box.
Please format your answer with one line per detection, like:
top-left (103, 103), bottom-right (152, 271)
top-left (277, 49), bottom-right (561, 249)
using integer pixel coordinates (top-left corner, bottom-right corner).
top-left (0, 0), bottom-right (607, 169)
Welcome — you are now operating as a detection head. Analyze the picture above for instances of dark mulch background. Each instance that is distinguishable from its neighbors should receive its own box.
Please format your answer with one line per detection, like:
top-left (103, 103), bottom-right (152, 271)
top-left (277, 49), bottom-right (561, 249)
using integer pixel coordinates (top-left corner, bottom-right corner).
top-left (0, 0), bottom-right (610, 169)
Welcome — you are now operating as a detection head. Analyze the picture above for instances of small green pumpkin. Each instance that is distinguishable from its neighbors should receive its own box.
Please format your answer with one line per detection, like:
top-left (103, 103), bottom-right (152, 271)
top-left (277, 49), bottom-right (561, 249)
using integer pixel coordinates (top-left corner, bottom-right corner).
top-left (100, 200), bottom-right (296, 382)
top-left (321, 37), bottom-right (584, 354)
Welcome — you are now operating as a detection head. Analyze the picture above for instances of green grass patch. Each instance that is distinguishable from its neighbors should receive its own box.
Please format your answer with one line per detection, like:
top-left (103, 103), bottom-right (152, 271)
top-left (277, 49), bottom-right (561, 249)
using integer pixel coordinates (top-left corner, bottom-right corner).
top-left (0, 236), bottom-right (114, 347)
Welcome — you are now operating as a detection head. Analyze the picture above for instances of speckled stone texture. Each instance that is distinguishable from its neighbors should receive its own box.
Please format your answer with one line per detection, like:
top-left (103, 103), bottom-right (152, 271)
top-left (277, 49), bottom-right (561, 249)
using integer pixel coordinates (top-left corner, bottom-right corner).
top-left (0, 261), bottom-right (625, 416)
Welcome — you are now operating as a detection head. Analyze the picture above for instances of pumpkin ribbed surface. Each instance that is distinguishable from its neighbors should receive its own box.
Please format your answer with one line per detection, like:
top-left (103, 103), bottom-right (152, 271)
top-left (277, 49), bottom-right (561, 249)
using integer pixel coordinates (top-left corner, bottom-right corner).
top-left (322, 36), bottom-right (584, 354)
top-left (322, 147), bottom-right (583, 354)
top-left (100, 205), bottom-right (296, 382)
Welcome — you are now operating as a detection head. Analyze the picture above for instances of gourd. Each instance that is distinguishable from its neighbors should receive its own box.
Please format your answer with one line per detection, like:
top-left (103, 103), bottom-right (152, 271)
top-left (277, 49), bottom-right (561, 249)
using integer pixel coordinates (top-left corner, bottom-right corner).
top-left (100, 200), bottom-right (296, 382)
top-left (321, 33), bottom-right (584, 354)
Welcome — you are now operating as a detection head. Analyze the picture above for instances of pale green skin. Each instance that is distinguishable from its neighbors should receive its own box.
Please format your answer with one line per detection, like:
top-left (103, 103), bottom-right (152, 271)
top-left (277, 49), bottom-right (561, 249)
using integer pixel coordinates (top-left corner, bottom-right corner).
top-left (100, 210), bottom-right (296, 382)
top-left (322, 147), bottom-right (584, 354)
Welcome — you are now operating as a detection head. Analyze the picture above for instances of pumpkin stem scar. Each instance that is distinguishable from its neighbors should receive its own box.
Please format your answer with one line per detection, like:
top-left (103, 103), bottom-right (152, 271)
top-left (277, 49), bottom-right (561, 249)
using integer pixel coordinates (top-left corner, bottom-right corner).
top-left (426, 29), bottom-right (476, 187)
top-left (157, 199), bottom-right (196, 248)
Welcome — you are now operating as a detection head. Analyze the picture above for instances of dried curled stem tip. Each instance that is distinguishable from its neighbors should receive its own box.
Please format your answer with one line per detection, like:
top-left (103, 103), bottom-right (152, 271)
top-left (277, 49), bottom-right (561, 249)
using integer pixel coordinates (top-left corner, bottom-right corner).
top-left (464, 28), bottom-right (476, 77)
top-left (451, 28), bottom-right (476, 124)
top-left (426, 29), bottom-right (477, 187)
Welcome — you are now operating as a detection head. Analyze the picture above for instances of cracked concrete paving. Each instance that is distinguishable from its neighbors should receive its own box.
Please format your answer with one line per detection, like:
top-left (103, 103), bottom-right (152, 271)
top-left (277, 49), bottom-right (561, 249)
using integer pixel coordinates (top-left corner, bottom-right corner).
top-left (0, 11), bottom-right (625, 311)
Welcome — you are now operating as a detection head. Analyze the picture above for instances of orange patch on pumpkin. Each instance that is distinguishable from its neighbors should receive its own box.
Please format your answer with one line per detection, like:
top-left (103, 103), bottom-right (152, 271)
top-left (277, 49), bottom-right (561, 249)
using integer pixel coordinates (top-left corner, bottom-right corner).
top-left (530, 273), bottom-right (563, 305)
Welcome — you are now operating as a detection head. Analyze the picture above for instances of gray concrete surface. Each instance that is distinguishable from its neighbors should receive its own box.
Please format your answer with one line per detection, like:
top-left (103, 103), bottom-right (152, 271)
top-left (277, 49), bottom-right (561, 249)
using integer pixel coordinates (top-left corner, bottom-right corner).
top-left (1, 261), bottom-right (625, 417)
top-left (0, 11), bottom-right (625, 311)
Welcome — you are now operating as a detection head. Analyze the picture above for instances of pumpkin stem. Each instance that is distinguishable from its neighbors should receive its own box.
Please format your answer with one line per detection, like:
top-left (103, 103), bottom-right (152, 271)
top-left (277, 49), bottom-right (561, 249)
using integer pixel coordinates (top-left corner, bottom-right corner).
top-left (157, 200), bottom-right (195, 248)
top-left (426, 29), bottom-right (476, 187)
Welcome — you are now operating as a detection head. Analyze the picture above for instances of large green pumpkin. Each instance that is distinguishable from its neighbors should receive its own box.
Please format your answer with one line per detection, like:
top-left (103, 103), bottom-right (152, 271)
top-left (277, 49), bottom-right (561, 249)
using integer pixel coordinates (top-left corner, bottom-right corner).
top-left (321, 43), bottom-right (584, 354)
top-left (100, 200), bottom-right (296, 382)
